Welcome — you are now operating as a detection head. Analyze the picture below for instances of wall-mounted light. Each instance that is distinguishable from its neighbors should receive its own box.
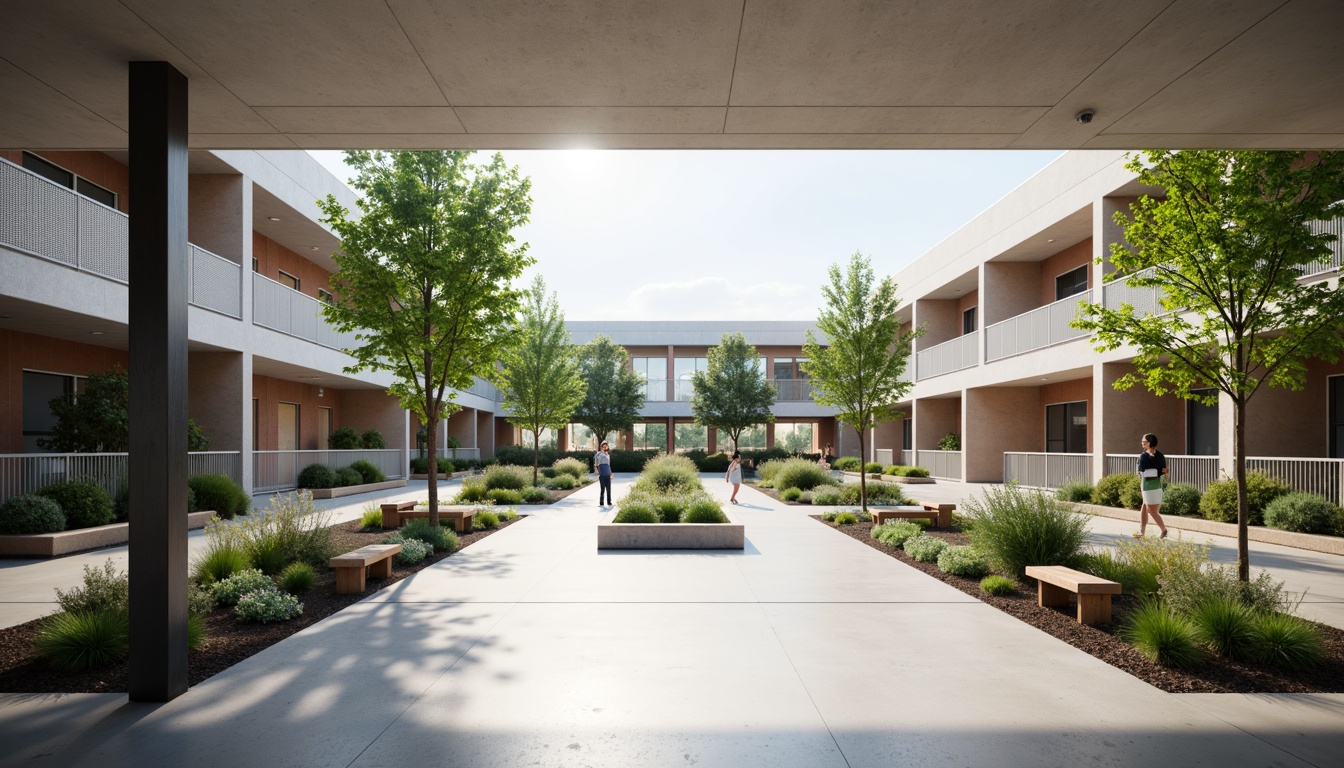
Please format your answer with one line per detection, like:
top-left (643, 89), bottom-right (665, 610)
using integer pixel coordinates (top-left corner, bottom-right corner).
top-left (318, 387), bottom-right (324, 398)
top-left (268, 216), bottom-right (280, 222)
top-left (310, 246), bottom-right (320, 251)
top-left (90, 331), bottom-right (104, 335)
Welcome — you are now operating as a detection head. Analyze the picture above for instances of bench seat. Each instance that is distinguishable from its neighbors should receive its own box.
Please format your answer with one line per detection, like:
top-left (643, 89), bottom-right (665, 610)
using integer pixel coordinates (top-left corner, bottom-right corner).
top-left (330, 543), bottom-right (401, 594)
top-left (1025, 565), bottom-right (1122, 625)
top-left (381, 502), bottom-right (475, 533)
top-left (871, 506), bottom-right (940, 528)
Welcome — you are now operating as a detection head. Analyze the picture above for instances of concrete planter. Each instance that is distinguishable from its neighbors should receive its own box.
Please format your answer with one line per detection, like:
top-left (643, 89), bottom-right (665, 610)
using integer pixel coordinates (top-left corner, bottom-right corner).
top-left (1065, 501), bottom-right (1344, 557)
top-left (880, 474), bottom-right (936, 484)
top-left (307, 479), bottom-right (407, 499)
top-left (408, 471), bottom-right (475, 481)
top-left (0, 510), bottom-right (217, 558)
top-left (598, 509), bottom-right (744, 550)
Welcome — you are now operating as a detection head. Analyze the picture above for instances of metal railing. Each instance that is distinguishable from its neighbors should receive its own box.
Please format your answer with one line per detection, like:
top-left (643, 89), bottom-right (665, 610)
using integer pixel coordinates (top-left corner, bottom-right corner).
top-left (769, 378), bottom-right (816, 401)
top-left (1101, 268), bottom-right (1166, 316)
top-left (1104, 454), bottom-right (1220, 492)
top-left (916, 450), bottom-right (962, 480)
top-left (915, 332), bottom-right (978, 381)
top-left (642, 379), bottom-right (670, 402)
top-left (902, 449), bottom-right (914, 466)
top-left (985, 292), bottom-right (1091, 362)
top-left (463, 377), bottom-right (503, 402)
top-left (1003, 452), bottom-right (1092, 489)
top-left (0, 451), bottom-right (242, 503)
top-left (252, 273), bottom-right (359, 351)
top-left (875, 448), bottom-right (894, 466)
top-left (1304, 212), bottom-right (1344, 277)
top-left (1, 158), bottom-right (242, 318)
top-left (1246, 457), bottom-right (1344, 507)
top-left (253, 449), bottom-right (404, 493)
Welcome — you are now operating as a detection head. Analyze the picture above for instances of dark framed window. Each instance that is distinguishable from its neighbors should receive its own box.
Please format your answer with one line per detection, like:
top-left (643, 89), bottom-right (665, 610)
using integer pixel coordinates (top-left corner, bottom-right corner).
top-left (1331, 376), bottom-right (1344, 459)
top-left (902, 419), bottom-right (912, 451)
top-left (22, 370), bottom-right (85, 452)
top-left (1054, 265), bottom-right (1089, 301)
top-left (1186, 388), bottom-right (1219, 455)
top-left (22, 152), bottom-right (117, 208)
top-left (318, 288), bottom-right (334, 304)
top-left (962, 306), bottom-right (977, 335)
top-left (1046, 401), bottom-right (1087, 453)
top-left (277, 270), bottom-right (300, 291)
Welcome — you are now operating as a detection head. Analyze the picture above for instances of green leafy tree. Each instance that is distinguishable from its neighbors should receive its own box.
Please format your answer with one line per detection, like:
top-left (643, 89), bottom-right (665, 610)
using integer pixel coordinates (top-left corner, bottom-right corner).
top-left (803, 252), bottom-right (921, 510)
top-left (573, 335), bottom-right (645, 446)
top-left (318, 150), bottom-right (533, 525)
top-left (1075, 150), bottom-right (1344, 581)
top-left (40, 365), bottom-right (208, 452)
top-left (691, 333), bottom-right (776, 451)
top-left (498, 276), bottom-right (587, 485)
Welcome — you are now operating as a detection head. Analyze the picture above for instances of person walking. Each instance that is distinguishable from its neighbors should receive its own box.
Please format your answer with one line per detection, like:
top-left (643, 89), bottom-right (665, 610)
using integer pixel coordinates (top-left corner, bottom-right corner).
top-left (726, 450), bottom-right (743, 504)
top-left (595, 440), bottom-right (613, 507)
top-left (1136, 432), bottom-right (1169, 538)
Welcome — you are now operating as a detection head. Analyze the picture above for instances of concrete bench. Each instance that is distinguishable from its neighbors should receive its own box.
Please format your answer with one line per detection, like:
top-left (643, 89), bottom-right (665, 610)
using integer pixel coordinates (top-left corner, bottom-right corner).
top-left (381, 501), bottom-right (475, 533)
top-left (330, 543), bottom-right (402, 594)
top-left (1025, 565), bottom-right (1122, 625)
top-left (871, 506), bottom-right (940, 528)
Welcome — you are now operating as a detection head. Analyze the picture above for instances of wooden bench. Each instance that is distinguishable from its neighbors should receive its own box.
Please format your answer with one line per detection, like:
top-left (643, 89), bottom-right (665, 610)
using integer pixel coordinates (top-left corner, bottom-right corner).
top-left (1025, 565), bottom-right (1122, 625)
top-left (330, 543), bottom-right (401, 594)
top-left (381, 501), bottom-right (475, 533)
top-left (379, 500), bottom-right (416, 528)
top-left (871, 506), bottom-right (940, 528)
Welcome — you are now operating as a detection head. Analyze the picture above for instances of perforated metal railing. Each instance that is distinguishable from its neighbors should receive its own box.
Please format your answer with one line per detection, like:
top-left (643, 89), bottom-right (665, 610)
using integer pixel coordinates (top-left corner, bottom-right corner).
top-left (1003, 452), bottom-right (1093, 489)
top-left (252, 273), bottom-right (360, 351)
top-left (984, 292), bottom-right (1091, 362)
top-left (253, 449), bottom-right (404, 493)
top-left (0, 451), bottom-right (241, 504)
top-left (916, 450), bottom-right (962, 480)
top-left (915, 331), bottom-right (978, 380)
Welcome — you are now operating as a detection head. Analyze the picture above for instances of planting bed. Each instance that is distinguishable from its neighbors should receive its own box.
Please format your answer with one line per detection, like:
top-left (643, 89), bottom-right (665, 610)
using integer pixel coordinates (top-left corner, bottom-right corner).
top-left (0, 515), bottom-right (520, 693)
top-left (818, 517), bottom-right (1344, 694)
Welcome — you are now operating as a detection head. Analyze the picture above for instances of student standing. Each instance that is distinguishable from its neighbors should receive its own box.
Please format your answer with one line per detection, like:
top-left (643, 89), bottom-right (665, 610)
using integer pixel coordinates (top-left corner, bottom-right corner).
top-left (595, 441), bottom-right (613, 507)
top-left (1136, 433), bottom-right (1169, 538)
top-left (726, 451), bottom-right (742, 504)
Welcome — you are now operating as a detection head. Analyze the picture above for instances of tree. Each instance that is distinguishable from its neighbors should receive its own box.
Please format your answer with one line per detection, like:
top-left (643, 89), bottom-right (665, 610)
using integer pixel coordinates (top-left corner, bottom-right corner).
top-left (803, 252), bottom-right (921, 510)
top-left (572, 335), bottom-right (645, 447)
top-left (40, 365), bottom-right (208, 452)
top-left (1075, 150), bottom-right (1344, 581)
top-left (498, 276), bottom-right (587, 485)
top-left (691, 332), bottom-right (776, 451)
top-left (318, 150), bottom-right (533, 526)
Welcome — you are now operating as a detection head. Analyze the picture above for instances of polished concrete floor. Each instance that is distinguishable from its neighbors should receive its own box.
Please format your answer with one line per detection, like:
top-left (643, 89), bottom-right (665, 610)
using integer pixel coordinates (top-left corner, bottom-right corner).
top-left (2, 476), bottom-right (1342, 767)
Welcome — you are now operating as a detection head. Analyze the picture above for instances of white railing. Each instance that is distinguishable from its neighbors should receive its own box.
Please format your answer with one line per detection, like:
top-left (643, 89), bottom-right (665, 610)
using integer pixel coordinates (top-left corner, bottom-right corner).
top-left (984, 292), bottom-right (1091, 362)
top-left (674, 379), bottom-right (696, 402)
top-left (1101, 268), bottom-right (1166, 316)
top-left (252, 273), bottom-right (359, 351)
top-left (769, 379), bottom-right (816, 401)
top-left (1104, 454), bottom-right (1220, 491)
top-left (916, 449), bottom-right (962, 480)
top-left (902, 449), bottom-right (914, 466)
top-left (915, 332), bottom-right (978, 381)
top-left (643, 378), bottom-right (670, 402)
top-left (875, 448), bottom-right (894, 466)
top-left (253, 449), bottom-right (404, 493)
top-left (463, 377), bottom-right (503, 401)
top-left (1, 158), bottom-right (242, 318)
top-left (1303, 210), bottom-right (1344, 277)
top-left (0, 451), bottom-right (242, 503)
top-left (1003, 452), bottom-right (1092, 489)
top-left (1246, 456), bottom-right (1344, 507)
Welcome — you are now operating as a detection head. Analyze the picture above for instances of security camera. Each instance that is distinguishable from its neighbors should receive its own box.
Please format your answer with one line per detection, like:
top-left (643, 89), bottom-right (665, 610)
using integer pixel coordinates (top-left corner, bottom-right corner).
top-left (1075, 109), bottom-right (1096, 124)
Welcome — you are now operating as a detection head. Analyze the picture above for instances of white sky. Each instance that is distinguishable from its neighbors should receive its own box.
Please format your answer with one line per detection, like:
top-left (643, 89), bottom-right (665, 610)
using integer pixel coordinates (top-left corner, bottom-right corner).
top-left (307, 149), bottom-right (1062, 322)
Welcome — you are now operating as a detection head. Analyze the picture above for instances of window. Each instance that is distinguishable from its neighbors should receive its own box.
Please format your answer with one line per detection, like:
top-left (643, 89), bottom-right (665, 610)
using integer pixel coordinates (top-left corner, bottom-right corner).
top-left (1186, 389), bottom-right (1219, 455)
top-left (772, 357), bottom-right (810, 400)
top-left (1055, 265), bottom-right (1089, 301)
top-left (902, 419), bottom-right (912, 451)
top-left (22, 152), bottom-right (117, 208)
top-left (318, 288), bottom-right (334, 304)
top-left (673, 422), bottom-right (707, 452)
top-left (318, 407), bottom-right (333, 450)
top-left (252, 257), bottom-right (260, 273)
top-left (277, 271), bottom-right (300, 291)
top-left (1045, 401), bottom-right (1087, 453)
top-left (631, 423), bottom-right (666, 451)
top-left (774, 423), bottom-right (815, 453)
top-left (631, 357), bottom-right (666, 401)
top-left (962, 307), bottom-right (977, 335)
top-left (717, 425), bottom-right (766, 451)
top-left (22, 370), bottom-right (85, 452)
top-left (1330, 377), bottom-right (1344, 459)
top-left (673, 357), bottom-right (708, 401)
top-left (521, 427), bottom-right (558, 450)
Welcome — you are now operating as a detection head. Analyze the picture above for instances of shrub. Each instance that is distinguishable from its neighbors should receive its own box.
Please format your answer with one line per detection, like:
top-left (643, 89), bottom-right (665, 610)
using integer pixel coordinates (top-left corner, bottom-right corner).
top-left (654, 499), bottom-right (685, 524)
top-left (684, 501), bottom-right (728, 524)
top-left (1118, 475), bottom-right (1146, 510)
top-left (361, 428), bottom-right (387, 449)
top-left (235, 589), bottom-right (303, 623)
top-left (864, 462), bottom-right (884, 474)
top-left (297, 463), bottom-right (341, 489)
top-left (552, 457), bottom-right (587, 480)
top-left (756, 459), bottom-right (786, 484)
top-left (937, 546), bottom-right (991, 577)
top-left (1116, 535), bottom-right (1211, 599)
top-left (456, 478), bottom-right (488, 503)
top-left (1092, 473), bottom-right (1140, 509)
top-left (1121, 601), bottom-right (1203, 668)
top-left (1077, 548), bottom-right (1151, 595)
top-left (937, 433), bottom-right (960, 451)
top-left (872, 521), bottom-right (922, 548)
top-left (780, 488), bottom-right (803, 502)
top-left (278, 562), bottom-right (316, 594)
top-left (834, 511), bottom-right (858, 525)
top-left (109, 479), bottom-right (194, 520)
top-left (189, 474), bottom-right (250, 519)
top-left (522, 487), bottom-right (548, 503)
top-left (1264, 492), bottom-right (1341, 534)
top-left (904, 534), bottom-right (948, 562)
top-left (37, 480), bottom-right (114, 530)
top-left (486, 489), bottom-right (522, 505)
top-left (684, 450), bottom-right (732, 473)
top-left (812, 488), bottom-right (842, 506)
top-left (885, 465), bottom-right (930, 478)
top-left (213, 569), bottom-right (275, 606)
top-left (360, 505), bottom-right (384, 529)
top-left (965, 484), bottom-right (1089, 579)
top-left (1251, 612), bottom-right (1325, 670)
top-left (1056, 479), bottom-right (1094, 503)
top-left (1161, 483), bottom-right (1202, 518)
top-left (338, 467), bottom-right (364, 487)
top-left (247, 535), bottom-right (290, 575)
top-left (34, 609), bottom-right (129, 672)
top-left (634, 454), bottom-right (701, 493)
top-left (483, 464), bottom-right (531, 491)
top-left (348, 459), bottom-right (386, 485)
top-left (386, 534), bottom-right (432, 564)
top-left (613, 503), bottom-right (658, 523)
top-left (1199, 471), bottom-right (1291, 525)
top-left (832, 456), bottom-right (862, 471)
top-left (409, 456), bottom-right (454, 474)
top-left (328, 427), bottom-right (361, 450)
top-left (498, 509), bottom-right (519, 522)
top-left (192, 540), bottom-right (251, 586)
top-left (0, 493), bottom-right (65, 535)
top-left (206, 491), bottom-right (333, 572)
top-left (1190, 595), bottom-right (1257, 660)
top-left (1158, 556), bottom-right (1290, 616)
top-left (401, 518), bottom-right (460, 552)
top-left (546, 474), bottom-right (576, 490)
top-left (773, 458), bottom-right (837, 492)
top-left (845, 482), bottom-right (908, 505)
top-left (55, 559), bottom-right (128, 614)
top-left (980, 575), bottom-right (1017, 596)
top-left (474, 510), bottom-right (501, 530)
top-left (608, 449), bottom-right (657, 473)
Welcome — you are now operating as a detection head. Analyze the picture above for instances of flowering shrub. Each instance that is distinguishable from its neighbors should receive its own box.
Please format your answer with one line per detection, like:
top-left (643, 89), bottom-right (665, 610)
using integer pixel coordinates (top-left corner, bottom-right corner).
top-left (937, 546), bottom-right (991, 577)
top-left (904, 534), bottom-right (948, 563)
top-left (213, 569), bottom-right (275, 606)
top-left (235, 588), bottom-right (303, 623)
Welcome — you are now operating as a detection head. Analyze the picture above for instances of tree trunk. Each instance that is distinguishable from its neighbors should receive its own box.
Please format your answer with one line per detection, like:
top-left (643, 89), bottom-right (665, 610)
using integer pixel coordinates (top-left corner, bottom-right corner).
top-left (857, 424), bottom-right (868, 512)
top-left (1235, 397), bottom-right (1249, 582)
top-left (426, 405), bottom-right (440, 528)
top-left (532, 429), bottom-right (541, 487)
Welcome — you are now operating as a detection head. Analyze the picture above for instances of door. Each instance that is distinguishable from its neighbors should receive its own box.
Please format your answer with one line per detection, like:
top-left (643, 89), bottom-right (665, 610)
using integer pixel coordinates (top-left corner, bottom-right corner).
top-left (278, 402), bottom-right (299, 486)
top-left (318, 407), bottom-right (332, 451)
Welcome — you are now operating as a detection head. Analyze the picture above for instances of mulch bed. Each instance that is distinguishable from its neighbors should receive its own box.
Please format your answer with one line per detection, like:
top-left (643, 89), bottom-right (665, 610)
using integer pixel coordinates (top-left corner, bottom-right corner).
top-left (816, 517), bottom-right (1344, 694)
top-left (0, 516), bottom-right (521, 694)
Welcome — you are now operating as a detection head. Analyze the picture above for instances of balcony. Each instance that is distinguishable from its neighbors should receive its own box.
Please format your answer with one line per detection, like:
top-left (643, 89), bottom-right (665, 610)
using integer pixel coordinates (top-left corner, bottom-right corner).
top-left (984, 293), bottom-right (1090, 362)
top-left (0, 158), bottom-right (242, 318)
top-left (915, 331), bottom-right (978, 381)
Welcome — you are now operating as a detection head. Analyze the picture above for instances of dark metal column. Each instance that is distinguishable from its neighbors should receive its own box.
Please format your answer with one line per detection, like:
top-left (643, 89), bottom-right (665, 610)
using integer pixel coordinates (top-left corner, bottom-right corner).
top-left (128, 61), bottom-right (189, 702)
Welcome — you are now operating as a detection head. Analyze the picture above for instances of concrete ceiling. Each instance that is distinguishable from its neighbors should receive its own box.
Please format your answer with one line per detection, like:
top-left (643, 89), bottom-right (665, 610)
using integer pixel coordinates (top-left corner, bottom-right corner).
top-left (1, 1), bottom-right (1342, 150)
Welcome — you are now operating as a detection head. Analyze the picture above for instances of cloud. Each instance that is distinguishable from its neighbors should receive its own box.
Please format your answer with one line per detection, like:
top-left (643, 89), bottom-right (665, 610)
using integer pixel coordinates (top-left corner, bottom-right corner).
top-left (596, 276), bottom-right (819, 321)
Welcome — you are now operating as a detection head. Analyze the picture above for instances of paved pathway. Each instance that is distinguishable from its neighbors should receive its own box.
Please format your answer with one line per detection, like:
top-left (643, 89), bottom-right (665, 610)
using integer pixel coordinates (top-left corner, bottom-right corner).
top-left (2, 474), bottom-right (1341, 766)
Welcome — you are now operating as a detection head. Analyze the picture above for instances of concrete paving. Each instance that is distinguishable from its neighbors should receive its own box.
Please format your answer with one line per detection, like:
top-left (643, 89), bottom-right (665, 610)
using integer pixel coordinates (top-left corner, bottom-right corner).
top-left (2, 474), bottom-right (1341, 766)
